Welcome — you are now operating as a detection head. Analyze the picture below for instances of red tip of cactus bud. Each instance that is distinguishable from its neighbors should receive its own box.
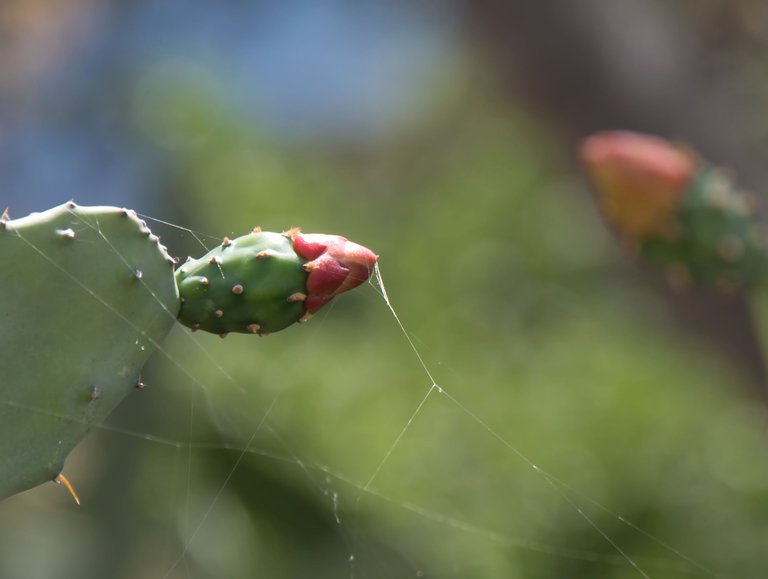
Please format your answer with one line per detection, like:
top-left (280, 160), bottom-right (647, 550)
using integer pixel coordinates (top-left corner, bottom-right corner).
top-left (580, 131), bottom-right (695, 239)
top-left (289, 232), bottom-right (378, 314)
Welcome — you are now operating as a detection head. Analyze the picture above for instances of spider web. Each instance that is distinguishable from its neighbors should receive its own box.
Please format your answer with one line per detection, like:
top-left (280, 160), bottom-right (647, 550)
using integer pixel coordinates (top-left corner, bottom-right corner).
top-left (0, 208), bottom-right (752, 579)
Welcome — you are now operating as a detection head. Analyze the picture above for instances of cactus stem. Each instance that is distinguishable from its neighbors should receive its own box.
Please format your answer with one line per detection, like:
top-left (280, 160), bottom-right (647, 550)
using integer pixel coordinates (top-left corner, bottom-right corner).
top-left (252, 226), bottom-right (262, 234)
top-left (56, 228), bottom-right (76, 240)
top-left (717, 236), bottom-right (744, 263)
top-left (214, 309), bottom-right (224, 318)
top-left (54, 473), bottom-right (81, 506)
top-left (287, 292), bottom-right (307, 302)
top-left (298, 312), bottom-right (313, 323)
top-left (246, 323), bottom-right (261, 333)
top-left (222, 237), bottom-right (232, 247)
top-left (232, 284), bottom-right (244, 295)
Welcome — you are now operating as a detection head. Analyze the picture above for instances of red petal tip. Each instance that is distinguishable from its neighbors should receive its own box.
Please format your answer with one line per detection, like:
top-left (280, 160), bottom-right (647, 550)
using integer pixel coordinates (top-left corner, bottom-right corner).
top-left (292, 233), bottom-right (378, 314)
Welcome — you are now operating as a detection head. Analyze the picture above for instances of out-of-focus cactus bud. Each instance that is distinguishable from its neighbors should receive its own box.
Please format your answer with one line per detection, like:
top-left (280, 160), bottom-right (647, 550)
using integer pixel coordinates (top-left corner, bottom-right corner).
top-left (581, 131), bottom-right (695, 240)
top-left (580, 131), bottom-right (768, 292)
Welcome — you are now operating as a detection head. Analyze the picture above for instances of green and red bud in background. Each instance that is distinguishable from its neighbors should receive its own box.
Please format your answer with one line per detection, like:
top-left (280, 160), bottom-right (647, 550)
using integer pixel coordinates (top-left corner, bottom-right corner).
top-left (580, 131), bottom-right (768, 292)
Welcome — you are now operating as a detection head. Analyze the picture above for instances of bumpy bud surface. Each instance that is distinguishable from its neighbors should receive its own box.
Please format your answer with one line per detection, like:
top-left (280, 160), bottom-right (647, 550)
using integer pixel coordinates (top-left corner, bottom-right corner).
top-left (581, 131), bottom-right (768, 291)
top-left (175, 229), bottom-right (377, 335)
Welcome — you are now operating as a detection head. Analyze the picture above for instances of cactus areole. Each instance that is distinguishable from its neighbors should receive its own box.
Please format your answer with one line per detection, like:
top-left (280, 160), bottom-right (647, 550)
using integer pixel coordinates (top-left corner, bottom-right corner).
top-left (175, 228), bottom-right (378, 336)
top-left (0, 202), bottom-right (377, 502)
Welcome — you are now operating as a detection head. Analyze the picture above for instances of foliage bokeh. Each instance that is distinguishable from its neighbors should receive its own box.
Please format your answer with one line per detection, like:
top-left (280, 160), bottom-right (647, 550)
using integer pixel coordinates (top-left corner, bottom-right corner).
top-left (2, 1), bottom-right (768, 578)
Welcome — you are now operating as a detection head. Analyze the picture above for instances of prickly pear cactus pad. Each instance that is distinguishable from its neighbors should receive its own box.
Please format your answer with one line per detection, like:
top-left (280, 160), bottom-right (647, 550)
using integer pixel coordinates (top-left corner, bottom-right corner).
top-left (0, 203), bottom-right (179, 501)
top-left (175, 229), bottom-right (378, 336)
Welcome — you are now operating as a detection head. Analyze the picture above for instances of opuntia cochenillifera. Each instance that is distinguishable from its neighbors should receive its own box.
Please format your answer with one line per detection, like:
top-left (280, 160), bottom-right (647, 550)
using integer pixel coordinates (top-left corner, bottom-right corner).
top-left (0, 202), bottom-right (377, 502)
top-left (581, 132), bottom-right (768, 292)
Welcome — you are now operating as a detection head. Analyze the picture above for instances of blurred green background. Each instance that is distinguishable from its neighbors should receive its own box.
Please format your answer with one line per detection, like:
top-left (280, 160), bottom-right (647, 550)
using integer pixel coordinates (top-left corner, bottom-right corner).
top-left (3, 1), bottom-right (768, 577)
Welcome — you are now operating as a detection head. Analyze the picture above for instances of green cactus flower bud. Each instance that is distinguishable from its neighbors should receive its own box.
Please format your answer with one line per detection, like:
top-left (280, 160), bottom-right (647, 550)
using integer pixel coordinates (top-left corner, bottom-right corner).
top-left (175, 228), bottom-right (377, 336)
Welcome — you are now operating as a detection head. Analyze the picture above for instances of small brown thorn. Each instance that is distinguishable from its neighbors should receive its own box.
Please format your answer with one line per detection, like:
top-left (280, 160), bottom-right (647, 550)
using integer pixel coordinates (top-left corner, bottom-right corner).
top-left (303, 260), bottom-right (318, 272)
top-left (281, 227), bottom-right (301, 239)
top-left (219, 332), bottom-right (229, 339)
top-left (222, 237), bottom-right (232, 247)
top-left (232, 284), bottom-right (244, 295)
top-left (191, 323), bottom-right (201, 332)
top-left (298, 312), bottom-right (313, 323)
top-left (256, 250), bottom-right (271, 259)
top-left (135, 381), bottom-right (146, 389)
top-left (200, 277), bottom-right (209, 285)
top-left (287, 292), bottom-right (307, 302)
top-left (209, 256), bottom-right (220, 265)
top-left (120, 209), bottom-right (129, 217)
top-left (214, 309), bottom-right (224, 318)
top-left (140, 227), bottom-right (151, 237)
top-left (252, 226), bottom-right (262, 234)
top-left (259, 331), bottom-right (271, 337)
top-left (54, 473), bottom-right (81, 506)
top-left (65, 201), bottom-right (77, 210)
top-left (1, 208), bottom-right (9, 221)
top-left (246, 323), bottom-right (261, 333)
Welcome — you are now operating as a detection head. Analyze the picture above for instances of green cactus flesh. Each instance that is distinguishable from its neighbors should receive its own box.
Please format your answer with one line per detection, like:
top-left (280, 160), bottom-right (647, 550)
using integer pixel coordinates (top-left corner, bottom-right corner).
top-left (641, 166), bottom-right (768, 291)
top-left (0, 203), bottom-right (179, 500)
top-left (175, 231), bottom-right (308, 335)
